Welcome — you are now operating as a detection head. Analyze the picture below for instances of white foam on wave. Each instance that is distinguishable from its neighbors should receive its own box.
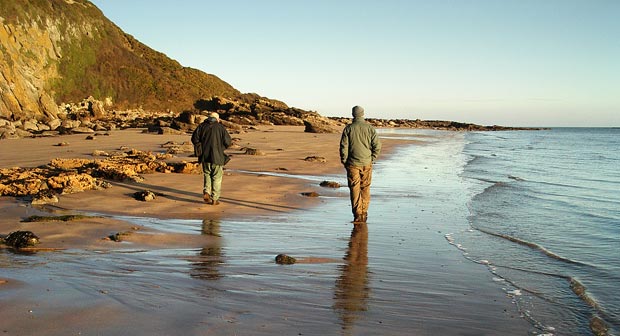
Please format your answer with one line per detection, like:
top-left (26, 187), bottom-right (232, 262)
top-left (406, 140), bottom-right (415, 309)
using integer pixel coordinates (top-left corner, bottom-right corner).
top-left (507, 289), bottom-right (522, 296)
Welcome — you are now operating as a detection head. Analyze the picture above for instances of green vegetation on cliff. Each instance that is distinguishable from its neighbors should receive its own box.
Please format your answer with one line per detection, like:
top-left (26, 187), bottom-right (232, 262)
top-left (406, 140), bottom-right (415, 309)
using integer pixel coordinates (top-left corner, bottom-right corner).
top-left (0, 0), bottom-right (253, 117)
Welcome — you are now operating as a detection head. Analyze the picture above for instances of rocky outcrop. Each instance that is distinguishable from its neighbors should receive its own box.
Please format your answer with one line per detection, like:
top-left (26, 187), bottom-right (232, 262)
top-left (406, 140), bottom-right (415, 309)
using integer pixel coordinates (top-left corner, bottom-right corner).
top-left (1, 231), bottom-right (40, 249)
top-left (0, 98), bottom-right (541, 140)
top-left (0, 9), bottom-right (61, 121)
top-left (180, 94), bottom-right (339, 132)
top-left (320, 181), bottom-right (341, 188)
top-left (166, 161), bottom-right (201, 174)
top-left (331, 117), bottom-right (544, 131)
top-left (303, 119), bottom-right (338, 133)
top-left (304, 156), bottom-right (327, 163)
top-left (242, 148), bottom-right (265, 156)
top-left (0, 165), bottom-right (105, 198)
top-left (0, 147), bottom-right (202, 203)
top-left (133, 190), bottom-right (157, 202)
top-left (275, 254), bottom-right (297, 265)
top-left (139, 96), bottom-right (338, 135)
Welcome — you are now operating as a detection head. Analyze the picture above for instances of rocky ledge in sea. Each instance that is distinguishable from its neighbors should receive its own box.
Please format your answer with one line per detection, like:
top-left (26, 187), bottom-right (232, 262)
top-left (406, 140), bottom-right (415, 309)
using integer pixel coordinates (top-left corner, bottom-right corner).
top-left (330, 117), bottom-right (544, 131)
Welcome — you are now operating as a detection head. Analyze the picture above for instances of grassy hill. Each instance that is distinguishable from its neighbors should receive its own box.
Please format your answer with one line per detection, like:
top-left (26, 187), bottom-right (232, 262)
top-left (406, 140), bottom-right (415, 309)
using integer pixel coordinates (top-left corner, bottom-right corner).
top-left (0, 0), bottom-right (282, 120)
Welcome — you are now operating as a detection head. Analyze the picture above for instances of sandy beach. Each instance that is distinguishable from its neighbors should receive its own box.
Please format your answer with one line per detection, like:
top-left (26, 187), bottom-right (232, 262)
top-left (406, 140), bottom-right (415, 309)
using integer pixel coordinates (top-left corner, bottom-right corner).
top-left (0, 126), bottom-right (532, 335)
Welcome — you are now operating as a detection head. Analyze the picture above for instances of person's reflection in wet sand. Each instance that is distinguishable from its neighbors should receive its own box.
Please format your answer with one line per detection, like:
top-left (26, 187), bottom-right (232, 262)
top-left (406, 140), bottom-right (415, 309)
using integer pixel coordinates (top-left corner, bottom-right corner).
top-left (190, 218), bottom-right (224, 280)
top-left (333, 223), bottom-right (369, 334)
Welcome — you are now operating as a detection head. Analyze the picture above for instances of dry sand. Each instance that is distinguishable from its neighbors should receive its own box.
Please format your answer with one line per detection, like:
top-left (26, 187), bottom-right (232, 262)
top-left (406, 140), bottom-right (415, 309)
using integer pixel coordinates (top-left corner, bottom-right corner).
top-left (0, 126), bottom-right (530, 335)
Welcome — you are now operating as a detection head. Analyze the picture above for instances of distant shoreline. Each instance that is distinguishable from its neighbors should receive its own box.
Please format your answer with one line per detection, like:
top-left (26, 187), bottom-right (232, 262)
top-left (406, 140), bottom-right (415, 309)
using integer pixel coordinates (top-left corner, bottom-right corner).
top-left (329, 116), bottom-right (546, 131)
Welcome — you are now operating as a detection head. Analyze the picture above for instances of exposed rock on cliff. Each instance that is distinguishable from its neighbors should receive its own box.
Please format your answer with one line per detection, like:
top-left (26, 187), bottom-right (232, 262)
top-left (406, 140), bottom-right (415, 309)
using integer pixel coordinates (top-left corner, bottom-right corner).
top-left (0, 1), bottom-right (283, 122)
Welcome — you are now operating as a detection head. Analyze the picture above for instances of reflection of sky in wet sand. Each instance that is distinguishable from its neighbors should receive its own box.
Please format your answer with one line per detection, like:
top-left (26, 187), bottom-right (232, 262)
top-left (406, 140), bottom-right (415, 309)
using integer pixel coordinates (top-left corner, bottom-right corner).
top-left (333, 223), bottom-right (369, 334)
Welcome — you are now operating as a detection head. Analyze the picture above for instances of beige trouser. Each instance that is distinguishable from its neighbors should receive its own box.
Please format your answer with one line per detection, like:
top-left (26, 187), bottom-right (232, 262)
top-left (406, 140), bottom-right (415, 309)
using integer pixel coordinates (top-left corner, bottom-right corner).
top-left (346, 165), bottom-right (372, 218)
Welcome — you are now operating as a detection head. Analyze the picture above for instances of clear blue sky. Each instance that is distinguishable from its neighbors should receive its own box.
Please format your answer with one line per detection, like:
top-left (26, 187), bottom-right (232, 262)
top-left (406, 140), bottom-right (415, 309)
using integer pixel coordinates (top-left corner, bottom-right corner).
top-left (90, 0), bottom-right (619, 127)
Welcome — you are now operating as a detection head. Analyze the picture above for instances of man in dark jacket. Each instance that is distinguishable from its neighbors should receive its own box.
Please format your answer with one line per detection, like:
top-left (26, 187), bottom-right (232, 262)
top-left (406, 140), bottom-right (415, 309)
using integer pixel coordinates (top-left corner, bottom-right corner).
top-left (191, 112), bottom-right (232, 205)
top-left (340, 106), bottom-right (381, 223)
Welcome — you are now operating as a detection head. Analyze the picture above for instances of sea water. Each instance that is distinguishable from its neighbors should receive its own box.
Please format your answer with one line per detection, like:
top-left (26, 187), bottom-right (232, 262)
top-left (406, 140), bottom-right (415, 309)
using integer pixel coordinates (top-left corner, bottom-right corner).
top-left (455, 128), bottom-right (620, 335)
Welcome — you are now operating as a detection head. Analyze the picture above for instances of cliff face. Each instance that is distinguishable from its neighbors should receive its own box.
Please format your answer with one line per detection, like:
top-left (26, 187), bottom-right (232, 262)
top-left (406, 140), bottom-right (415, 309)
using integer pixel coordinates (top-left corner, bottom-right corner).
top-left (0, 0), bottom-right (248, 121)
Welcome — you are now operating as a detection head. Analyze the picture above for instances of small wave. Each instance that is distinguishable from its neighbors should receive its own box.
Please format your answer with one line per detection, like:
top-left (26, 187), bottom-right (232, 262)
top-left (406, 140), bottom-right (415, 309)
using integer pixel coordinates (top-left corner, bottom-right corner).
top-left (442, 233), bottom-right (558, 333)
top-left (533, 179), bottom-right (592, 191)
top-left (474, 132), bottom-right (509, 140)
top-left (508, 175), bottom-right (526, 181)
top-left (464, 154), bottom-right (488, 166)
top-left (444, 233), bottom-right (468, 253)
top-left (519, 192), bottom-right (620, 222)
top-left (445, 233), bottom-right (615, 335)
top-left (570, 278), bottom-right (599, 310)
top-left (569, 278), bottom-right (616, 336)
top-left (477, 181), bottom-right (513, 196)
top-left (507, 289), bottom-right (522, 296)
top-left (468, 176), bottom-right (502, 185)
top-left (472, 226), bottom-right (588, 267)
top-left (462, 226), bottom-right (617, 334)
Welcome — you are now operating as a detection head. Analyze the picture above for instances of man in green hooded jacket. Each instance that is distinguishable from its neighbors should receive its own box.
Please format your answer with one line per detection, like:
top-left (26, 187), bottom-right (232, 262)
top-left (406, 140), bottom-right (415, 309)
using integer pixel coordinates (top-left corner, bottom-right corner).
top-left (340, 106), bottom-right (381, 223)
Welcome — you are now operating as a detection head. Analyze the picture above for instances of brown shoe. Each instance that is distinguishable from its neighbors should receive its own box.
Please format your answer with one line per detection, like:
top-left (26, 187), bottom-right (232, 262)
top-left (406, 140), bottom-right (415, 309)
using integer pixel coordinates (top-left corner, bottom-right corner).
top-left (353, 215), bottom-right (365, 223)
top-left (203, 193), bottom-right (211, 204)
top-left (211, 200), bottom-right (220, 206)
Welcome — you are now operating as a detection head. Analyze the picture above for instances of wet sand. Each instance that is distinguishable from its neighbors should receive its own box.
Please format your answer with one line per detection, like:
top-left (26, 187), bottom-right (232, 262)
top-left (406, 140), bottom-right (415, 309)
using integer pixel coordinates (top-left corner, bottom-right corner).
top-left (0, 126), bottom-right (532, 335)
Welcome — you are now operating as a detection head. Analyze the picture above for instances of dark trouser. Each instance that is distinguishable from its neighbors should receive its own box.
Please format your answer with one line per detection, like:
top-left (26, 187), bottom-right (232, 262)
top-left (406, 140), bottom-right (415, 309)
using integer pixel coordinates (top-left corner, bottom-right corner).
top-left (346, 164), bottom-right (372, 220)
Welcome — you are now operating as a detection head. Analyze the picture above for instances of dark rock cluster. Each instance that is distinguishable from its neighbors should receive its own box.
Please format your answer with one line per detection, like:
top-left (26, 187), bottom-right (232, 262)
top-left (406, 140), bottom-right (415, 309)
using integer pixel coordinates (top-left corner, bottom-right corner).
top-left (1, 231), bottom-right (40, 249)
top-left (320, 181), bottom-right (341, 188)
top-left (275, 254), bottom-right (297, 265)
top-left (133, 190), bottom-right (157, 202)
top-left (304, 156), bottom-right (327, 163)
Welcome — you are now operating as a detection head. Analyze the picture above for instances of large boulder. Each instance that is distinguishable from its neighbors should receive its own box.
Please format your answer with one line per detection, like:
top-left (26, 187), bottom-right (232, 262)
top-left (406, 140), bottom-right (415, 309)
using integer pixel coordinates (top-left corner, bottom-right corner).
top-left (303, 119), bottom-right (337, 133)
